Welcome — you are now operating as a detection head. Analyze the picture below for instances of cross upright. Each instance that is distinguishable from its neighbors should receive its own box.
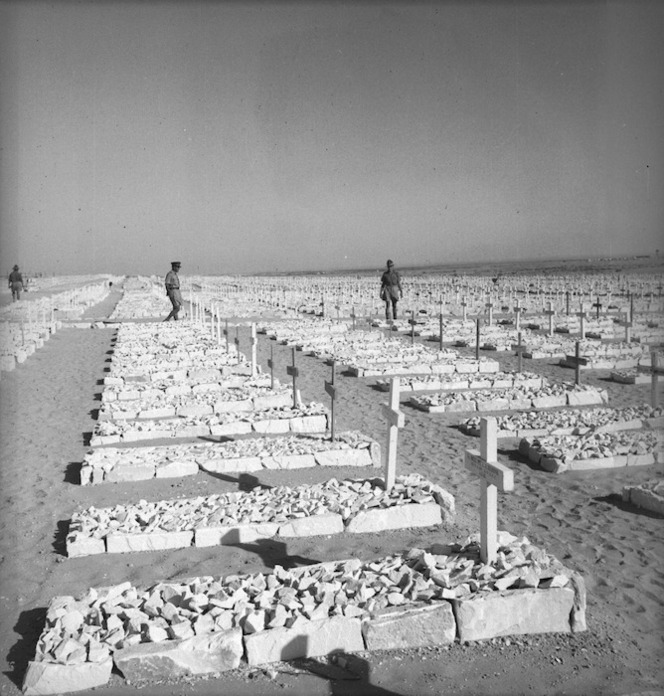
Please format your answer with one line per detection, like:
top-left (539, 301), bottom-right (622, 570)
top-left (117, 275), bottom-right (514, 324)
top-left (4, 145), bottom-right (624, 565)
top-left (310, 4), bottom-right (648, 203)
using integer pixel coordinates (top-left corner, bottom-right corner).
top-left (544, 301), bottom-right (556, 337)
top-left (286, 347), bottom-right (300, 409)
top-left (638, 351), bottom-right (663, 407)
top-left (566, 340), bottom-right (588, 385)
top-left (324, 361), bottom-right (338, 441)
top-left (250, 323), bottom-right (258, 377)
top-left (511, 331), bottom-right (528, 373)
top-left (381, 377), bottom-right (405, 491)
top-left (461, 296), bottom-right (468, 322)
top-left (351, 306), bottom-right (357, 330)
top-left (224, 320), bottom-right (230, 353)
top-left (485, 295), bottom-right (494, 326)
top-left (438, 299), bottom-right (445, 352)
top-left (408, 309), bottom-right (417, 344)
top-left (513, 298), bottom-right (523, 332)
top-left (234, 325), bottom-right (241, 357)
top-left (267, 343), bottom-right (276, 389)
top-left (592, 296), bottom-right (603, 320)
top-left (576, 304), bottom-right (586, 339)
top-left (464, 417), bottom-right (514, 564)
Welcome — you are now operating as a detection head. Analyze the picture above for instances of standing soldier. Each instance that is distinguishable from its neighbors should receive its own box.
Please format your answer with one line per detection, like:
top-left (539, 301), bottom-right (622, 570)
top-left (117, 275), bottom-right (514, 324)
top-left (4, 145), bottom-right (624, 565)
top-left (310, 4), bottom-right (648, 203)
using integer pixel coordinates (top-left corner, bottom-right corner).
top-left (380, 259), bottom-right (403, 322)
top-left (8, 264), bottom-right (26, 302)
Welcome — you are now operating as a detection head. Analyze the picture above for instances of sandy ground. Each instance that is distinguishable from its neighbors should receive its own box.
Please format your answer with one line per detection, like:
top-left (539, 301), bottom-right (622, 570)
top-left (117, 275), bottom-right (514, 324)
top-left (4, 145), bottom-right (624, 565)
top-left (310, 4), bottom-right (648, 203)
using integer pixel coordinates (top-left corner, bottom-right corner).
top-left (0, 286), bottom-right (663, 696)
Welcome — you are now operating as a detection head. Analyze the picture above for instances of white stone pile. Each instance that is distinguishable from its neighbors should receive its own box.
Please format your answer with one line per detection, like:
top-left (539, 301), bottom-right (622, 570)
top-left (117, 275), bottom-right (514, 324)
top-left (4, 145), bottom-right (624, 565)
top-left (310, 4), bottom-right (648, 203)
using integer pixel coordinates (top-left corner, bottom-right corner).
top-left (0, 319), bottom-right (59, 372)
top-left (610, 368), bottom-right (652, 385)
top-left (519, 429), bottom-right (664, 472)
top-left (375, 371), bottom-right (545, 393)
top-left (91, 402), bottom-right (329, 445)
top-left (459, 404), bottom-right (664, 438)
top-left (107, 278), bottom-right (172, 320)
top-left (558, 342), bottom-right (651, 370)
top-left (622, 478), bottom-right (664, 515)
top-left (24, 533), bottom-right (585, 695)
top-left (97, 382), bottom-right (294, 421)
top-left (410, 383), bottom-right (607, 414)
top-left (80, 431), bottom-right (380, 484)
top-left (67, 474), bottom-right (455, 557)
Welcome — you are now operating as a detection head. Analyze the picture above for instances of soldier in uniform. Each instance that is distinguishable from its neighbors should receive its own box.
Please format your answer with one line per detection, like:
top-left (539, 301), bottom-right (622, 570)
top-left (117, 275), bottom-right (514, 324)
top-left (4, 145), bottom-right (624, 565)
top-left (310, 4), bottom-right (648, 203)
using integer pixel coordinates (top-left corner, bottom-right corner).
top-left (163, 261), bottom-right (183, 321)
top-left (380, 259), bottom-right (403, 321)
top-left (8, 264), bottom-right (26, 302)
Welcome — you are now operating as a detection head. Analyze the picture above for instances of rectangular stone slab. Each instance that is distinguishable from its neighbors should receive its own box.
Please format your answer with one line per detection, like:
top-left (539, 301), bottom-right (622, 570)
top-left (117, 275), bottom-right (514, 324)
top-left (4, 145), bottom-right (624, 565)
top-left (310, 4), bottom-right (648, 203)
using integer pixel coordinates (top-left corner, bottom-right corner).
top-left (362, 602), bottom-right (456, 650)
top-left (244, 615), bottom-right (364, 665)
top-left (345, 502), bottom-right (442, 534)
top-left (278, 513), bottom-right (344, 538)
top-left (113, 628), bottom-right (242, 680)
top-left (106, 530), bottom-right (193, 553)
top-left (23, 656), bottom-right (113, 695)
top-left (453, 587), bottom-right (576, 642)
top-left (194, 522), bottom-right (280, 547)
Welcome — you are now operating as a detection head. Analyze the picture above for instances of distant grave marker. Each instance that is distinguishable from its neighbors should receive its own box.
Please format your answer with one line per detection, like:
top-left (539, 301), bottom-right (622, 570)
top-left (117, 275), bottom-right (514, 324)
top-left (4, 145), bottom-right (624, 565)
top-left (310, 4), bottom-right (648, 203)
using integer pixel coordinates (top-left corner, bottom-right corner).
top-left (250, 323), bottom-right (258, 377)
top-left (638, 351), bottom-right (663, 408)
top-left (286, 347), bottom-right (300, 409)
top-left (382, 377), bottom-right (405, 491)
top-left (565, 340), bottom-right (588, 385)
top-left (267, 343), bottom-right (276, 389)
top-left (464, 417), bottom-right (514, 564)
top-left (544, 301), bottom-right (556, 337)
top-left (576, 304), bottom-right (587, 339)
top-left (512, 332), bottom-right (527, 373)
top-left (324, 361), bottom-right (338, 440)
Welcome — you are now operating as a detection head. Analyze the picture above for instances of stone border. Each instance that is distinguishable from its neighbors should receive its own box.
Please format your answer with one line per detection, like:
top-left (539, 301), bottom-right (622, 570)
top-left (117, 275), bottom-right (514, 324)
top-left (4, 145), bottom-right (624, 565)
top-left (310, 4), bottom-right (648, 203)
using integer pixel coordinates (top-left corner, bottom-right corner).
top-left (24, 540), bottom-right (586, 695)
top-left (621, 479), bottom-right (664, 515)
top-left (411, 387), bottom-right (606, 414)
top-left (80, 433), bottom-right (381, 485)
top-left (347, 359), bottom-right (500, 378)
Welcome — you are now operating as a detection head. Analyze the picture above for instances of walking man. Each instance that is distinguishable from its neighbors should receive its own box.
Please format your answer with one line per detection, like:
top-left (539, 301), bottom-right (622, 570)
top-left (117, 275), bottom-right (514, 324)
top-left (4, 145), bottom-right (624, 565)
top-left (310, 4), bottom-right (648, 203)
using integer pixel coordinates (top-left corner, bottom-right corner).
top-left (8, 264), bottom-right (25, 302)
top-left (164, 261), bottom-right (183, 321)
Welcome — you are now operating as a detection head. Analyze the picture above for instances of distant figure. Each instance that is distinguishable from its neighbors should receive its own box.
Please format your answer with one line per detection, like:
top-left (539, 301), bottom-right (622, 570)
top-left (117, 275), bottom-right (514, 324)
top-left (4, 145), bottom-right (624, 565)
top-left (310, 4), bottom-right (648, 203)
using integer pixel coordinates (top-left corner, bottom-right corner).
top-left (8, 264), bottom-right (25, 302)
top-left (380, 259), bottom-right (403, 321)
top-left (163, 261), bottom-right (183, 321)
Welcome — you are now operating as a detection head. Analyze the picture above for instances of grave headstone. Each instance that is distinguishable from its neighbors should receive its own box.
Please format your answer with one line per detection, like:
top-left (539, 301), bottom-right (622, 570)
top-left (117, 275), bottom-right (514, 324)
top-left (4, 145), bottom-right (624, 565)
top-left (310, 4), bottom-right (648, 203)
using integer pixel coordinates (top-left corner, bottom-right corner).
top-left (286, 347), bottom-right (300, 409)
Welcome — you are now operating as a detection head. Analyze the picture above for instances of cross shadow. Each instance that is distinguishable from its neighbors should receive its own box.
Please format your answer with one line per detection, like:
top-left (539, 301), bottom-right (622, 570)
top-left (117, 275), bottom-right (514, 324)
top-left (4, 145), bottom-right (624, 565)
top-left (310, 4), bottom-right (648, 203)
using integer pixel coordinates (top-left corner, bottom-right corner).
top-left (505, 449), bottom-right (542, 472)
top-left (594, 493), bottom-right (664, 519)
top-left (82, 431), bottom-right (93, 446)
top-left (63, 461), bottom-right (81, 484)
top-left (52, 519), bottom-right (69, 555)
top-left (235, 538), bottom-right (317, 570)
top-left (203, 470), bottom-right (271, 492)
top-left (5, 607), bottom-right (47, 689)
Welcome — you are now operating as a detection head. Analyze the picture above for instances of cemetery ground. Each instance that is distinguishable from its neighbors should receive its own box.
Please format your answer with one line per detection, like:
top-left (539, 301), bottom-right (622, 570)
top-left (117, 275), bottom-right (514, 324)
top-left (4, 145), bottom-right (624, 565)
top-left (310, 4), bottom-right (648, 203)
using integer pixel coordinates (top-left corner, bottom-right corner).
top-left (0, 288), bottom-right (662, 696)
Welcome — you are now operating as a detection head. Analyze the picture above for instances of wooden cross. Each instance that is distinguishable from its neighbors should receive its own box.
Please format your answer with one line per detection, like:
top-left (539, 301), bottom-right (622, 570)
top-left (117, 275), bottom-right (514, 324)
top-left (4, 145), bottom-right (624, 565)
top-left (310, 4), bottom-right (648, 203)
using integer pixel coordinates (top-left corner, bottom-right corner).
top-left (576, 304), bottom-right (586, 339)
top-left (286, 347), bottom-right (300, 409)
top-left (592, 296), bottom-right (603, 320)
top-left (381, 377), bottom-right (405, 491)
top-left (544, 301), bottom-right (556, 337)
top-left (224, 320), bottom-right (230, 352)
top-left (351, 306), bottom-right (357, 330)
top-left (638, 352), bottom-right (663, 408)
top-left (511, 331), bottom-right (528, 373)
top-left (438, 303), bottom-right (444, 352)
top-left (234, 325), bottom-right (240, 357)
top-left (475, 318), bottom-right (481, 360)
top-left (464, 417), bottom-right (514, 565)
top-left (485, 296), bottom-right (494, 326)
top-left (461, 296), bottom-right (468, 322)
top-left (324, 361), bottom-right (338, 441)
top-left (408, 310), bottom-right (417, 344)
top-left (513, 299), bottom-right (523, 332)
top-left (267, 343), bottom-right (276, 389)
top-left (565, 340), bottom-right (588, 385)
top-left (618, 306), bottom-right (633, 342)
top-left (250, 323), bottom-right (258, 377)
top-left (566, 291), bottom-right (571, 316)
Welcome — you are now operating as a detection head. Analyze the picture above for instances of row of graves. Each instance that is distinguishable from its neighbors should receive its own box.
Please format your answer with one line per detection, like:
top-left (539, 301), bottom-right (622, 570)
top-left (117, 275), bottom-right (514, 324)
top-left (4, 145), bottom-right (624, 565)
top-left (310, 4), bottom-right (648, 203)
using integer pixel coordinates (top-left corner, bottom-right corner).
top-left (24, 298), bottom-right (589, 695)
top-left (0, 279), bottom-right (113, 375)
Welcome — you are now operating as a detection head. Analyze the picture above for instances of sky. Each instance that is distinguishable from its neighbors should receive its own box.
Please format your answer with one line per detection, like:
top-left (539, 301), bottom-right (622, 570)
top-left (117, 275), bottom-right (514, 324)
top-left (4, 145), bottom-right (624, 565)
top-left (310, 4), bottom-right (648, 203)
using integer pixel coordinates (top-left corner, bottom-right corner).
top-left (0, 0), bottom-right (662, 276)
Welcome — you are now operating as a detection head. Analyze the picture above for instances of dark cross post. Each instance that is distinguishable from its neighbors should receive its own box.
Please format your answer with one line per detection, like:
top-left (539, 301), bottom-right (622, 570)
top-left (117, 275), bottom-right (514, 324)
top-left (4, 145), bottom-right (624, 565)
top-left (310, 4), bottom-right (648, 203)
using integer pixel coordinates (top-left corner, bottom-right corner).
top-left (224, 320), bottom-right (230, 353)
top-left (619, 303), bottom-right (633, 342)
top-left (593, 296), bottom-right (603, 320)
top-left (461, 296), bottom-right (468, 322)
top-left (409, 309), bottom-right (417, 345)
top-left (566, 291), bottom-right (570, 316)
top-left (267, 343), bottom-right (276, 389)
top-left (566, 340), bottom-right (588, 385)
top-left (438, 298), bottom-right (444, 352)
top-left (475, 318), bottom-right (481, 360)
top-left (382, 377), bottom-right (405, 491)
top-left (234, 325), bottom-right (240, 358)
top-left (512, 332), bottom-right (527, 373)
top-left (351, 306), bottom-right (357, 330)
top-left (324, 361), bottom-right (338, 441)
top-left (544, 301), bottom-right (556, 337)
top-left (286, 347), bottom-right (300, 409)
top-left (464, 417), bottom-right (515, 565)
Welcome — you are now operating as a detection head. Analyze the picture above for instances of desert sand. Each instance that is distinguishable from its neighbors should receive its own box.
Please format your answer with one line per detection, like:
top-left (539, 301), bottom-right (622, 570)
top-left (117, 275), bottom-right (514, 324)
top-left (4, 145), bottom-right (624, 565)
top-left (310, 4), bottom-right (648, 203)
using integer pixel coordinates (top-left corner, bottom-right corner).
top-left (0, 279), bottom-right (663, 696)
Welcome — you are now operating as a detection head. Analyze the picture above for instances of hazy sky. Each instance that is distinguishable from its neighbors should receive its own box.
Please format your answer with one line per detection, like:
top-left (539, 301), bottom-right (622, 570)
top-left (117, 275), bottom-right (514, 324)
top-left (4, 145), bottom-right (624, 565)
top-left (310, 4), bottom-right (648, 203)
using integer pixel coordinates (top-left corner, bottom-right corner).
top-left (1, 0), bottom-right (662, 275)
